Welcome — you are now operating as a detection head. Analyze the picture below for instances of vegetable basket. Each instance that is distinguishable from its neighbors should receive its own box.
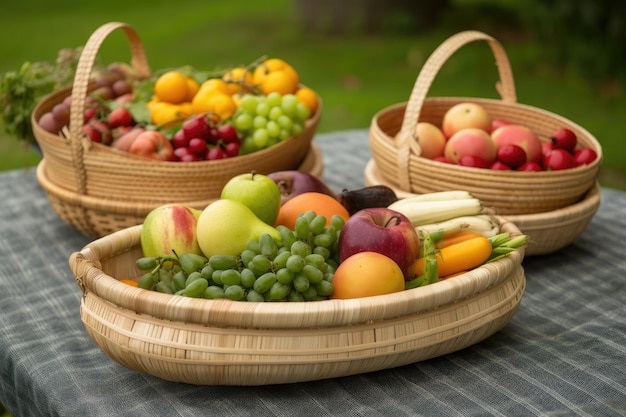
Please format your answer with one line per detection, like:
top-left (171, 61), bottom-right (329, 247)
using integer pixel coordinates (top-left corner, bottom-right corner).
top-left (31, 22), bottom-right (321, 238)
top-left (68, 220), bottom-right (526, 386)
top-left (368, 30), bottom-right (602, 217)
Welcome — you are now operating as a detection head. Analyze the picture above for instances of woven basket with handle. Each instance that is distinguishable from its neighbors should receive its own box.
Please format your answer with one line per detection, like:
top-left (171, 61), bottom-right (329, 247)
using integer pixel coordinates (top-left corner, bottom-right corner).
top-left (69, 219), bottom-right (525, 386)
top-left (368, 30), bottom-right (602, 216)
top-left (31, 22), bottom-right (320, 238)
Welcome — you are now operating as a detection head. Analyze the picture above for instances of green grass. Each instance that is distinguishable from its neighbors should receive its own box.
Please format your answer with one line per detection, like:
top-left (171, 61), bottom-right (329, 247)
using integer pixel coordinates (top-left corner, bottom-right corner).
top-left (1, 0), bottom-right (625, 189)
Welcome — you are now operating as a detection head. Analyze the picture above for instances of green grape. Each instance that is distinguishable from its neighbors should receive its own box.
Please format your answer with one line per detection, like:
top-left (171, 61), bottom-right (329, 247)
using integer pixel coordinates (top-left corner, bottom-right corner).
top-left (138, 272), bottom-right (156, 290)
top-left (240, 268), bottom-right (256, 289)
top-left (225, 285), bottom-right (246, 301)
top-left (240, 249), bottom-right (256, 265)
top-left (286, 254), bottom-right (305, 272)
top-left (204, 285), bottom-right (226, 299)
top-left (295, 102), bottom-right (311, 121)
top-left (239, 94), bottom-right (258, 113)
top-left (331, 215), bottom-right (346, 231)
top-left (183, 278), bottom-right (209, 298)
top-left (291, 240), bottom-right (312, 258)
top-left (156, 281), bottom-right (174, 294)
top-left (185, 271), bottom-right (202, 287)
top-left (276, 268), bottom-right (294, 285)
top-left (179, 253), bottom-right (208, 274)
top-left (158, 268), bottom-right (174, 290)
top-left (220, 269), bottom-right (242, 286)
top-left (252, 115), bottom-right (267, 129)
top-left (302, 210), bottom-right (317, 223)
top-left (209, 255), bottom-right (239, 270)
top-left (278, 225), bottom-right (296, 248)
top-left (314, 280), bottom-right (334, 297)
top-left (239, 136), bottom-right (257, 155)
top-left (256, 101), bottom-right (270, 117)
top-left (259, 233), bottom-right (279, 258)
top-left (273, 250), bottom-right (292, 269)
top-left (200, 264), bottom-right (214, 280)
top-left (211, 270), bottom-right (224, 285)
top-left (234, 113), bottom-right (253, 131)
top-left (268, 106), bottom-right (283, 120)
top-left (309, 215), bottom-right (327, 235)
top-left (249, 254), bottom-right (272, 275)
top-left (278, 128), bottom-right (291, 141)
top-left (276, 114), bottom-right (293, 130)
top-left (302, 286), bottom-right (318, 301)
top-left (305, 253), bottom-right (325, 269)
top-left (293, 273), bottom-right (310, 293)
top-left (287, 290), bottom-right (305, 302)
top-left (266, 120), bottom-right (280, 137)
top-left (253, 272), bottom-right (277, 294)
top-left (246, 290), bottom-right (265, 302)
top-left (302, 264), bottom-right (323, 284)
top-left (313, 233), bottom-right (334, 248)
top-left (252, 128), bottom-right (269, 148)
top-left (294, 216), bottom-right (310, 240)
top-left (173, 270), bottom-right (187, 291)
top-left (246, 239), bottom-right (261, 253)
top-left (136, 257), bottom-right (158, 272)
top-left (266, 92), bottom-right (282, 107)
top-left (313, 246), bottom-right (331, 260)
top-left (291, 123), bottom-right (303, 137)
top-left (281, 94), bottom-right (299, 116)
top-left (267, 282), bottom-right (291, 301)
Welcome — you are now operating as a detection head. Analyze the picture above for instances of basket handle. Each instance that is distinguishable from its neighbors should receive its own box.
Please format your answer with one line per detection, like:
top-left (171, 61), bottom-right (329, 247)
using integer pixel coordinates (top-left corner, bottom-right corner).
top-left (394, 30), bottom-right (516, 190)
top-left (68, 22), bottom-right (151, 195)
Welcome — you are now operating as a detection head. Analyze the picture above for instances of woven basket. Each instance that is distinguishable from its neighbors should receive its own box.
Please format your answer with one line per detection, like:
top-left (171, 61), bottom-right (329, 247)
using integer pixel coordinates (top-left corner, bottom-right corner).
top-left (365, 160), bottom-right (600, 256)
top-left (369, 30), bottom-right (602, 216)
top-left (68, 220), bottom-right (525, 386)
top-left (31, 22), bottom-right (320, 238)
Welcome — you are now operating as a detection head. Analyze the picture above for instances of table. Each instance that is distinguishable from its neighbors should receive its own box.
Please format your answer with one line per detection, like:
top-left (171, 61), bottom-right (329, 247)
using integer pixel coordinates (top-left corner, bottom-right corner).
top-left (1, 129), bottom-right (625, 417)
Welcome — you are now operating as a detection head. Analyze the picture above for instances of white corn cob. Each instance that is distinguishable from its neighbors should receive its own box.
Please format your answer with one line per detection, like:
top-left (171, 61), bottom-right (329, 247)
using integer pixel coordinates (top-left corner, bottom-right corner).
top-left (415, 214), bottom-right (500, 238)
top-left (388, 197), bottom-right (483, 226)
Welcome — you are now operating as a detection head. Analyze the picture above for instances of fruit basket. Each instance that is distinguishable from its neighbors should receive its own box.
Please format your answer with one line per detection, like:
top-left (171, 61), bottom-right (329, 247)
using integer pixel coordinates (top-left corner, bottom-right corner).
top-left (68, 219), bottom-right (526, 386)
top-left (31, 22), bottom-right (321, 238)
top-left (368, 30), bottom-right (602, 217)
top-left (365, 161), bottom-right (600, 256)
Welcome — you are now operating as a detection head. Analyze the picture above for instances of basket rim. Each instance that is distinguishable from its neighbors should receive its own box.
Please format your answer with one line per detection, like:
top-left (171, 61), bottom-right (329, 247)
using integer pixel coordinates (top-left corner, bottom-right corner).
top-left (69, 220), bottom-right (524, 330)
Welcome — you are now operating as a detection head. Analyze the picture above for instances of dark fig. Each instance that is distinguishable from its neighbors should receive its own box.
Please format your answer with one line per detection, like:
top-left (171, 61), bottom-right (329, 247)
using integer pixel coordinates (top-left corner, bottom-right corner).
top-left (337, 185), bottom-right (398, 215)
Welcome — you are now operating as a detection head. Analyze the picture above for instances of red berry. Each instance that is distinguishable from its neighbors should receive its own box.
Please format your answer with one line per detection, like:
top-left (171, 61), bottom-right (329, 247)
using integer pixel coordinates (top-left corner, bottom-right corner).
top-left (543, 148), bottom-right (576, 170)
top-left (108, 107), bottom-right (133, 128)
top-left (188, 137), bottom-right (208, 155)
top-left (172, 129), bottom-right (189, 149)
top-left (217, 124), bottom-right (239, 143)
top-left (458, 155), bottom-right (489, 168)
top-left (490, 161), bottom-right (512, 170)
top-left (206, 147), bottom-right (226, 160)
top-left (83, 120), bottom-right (112, 145)
top-left (497, 144), bottom-right (527, 168)
top-left (551, 128), bottom-right (577, 153)
top-left (224, 141), bottom-right (241, 157)
top-left (573, 148), bottom-right (598, 166)
top-left (182, 115), bottom-right (210, 140)
top-left (517, 161), bottom-right (543, 172)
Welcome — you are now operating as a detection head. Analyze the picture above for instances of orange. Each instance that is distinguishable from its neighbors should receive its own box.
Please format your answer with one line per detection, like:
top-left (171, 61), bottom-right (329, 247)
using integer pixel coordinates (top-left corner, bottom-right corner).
top-left (192, 91), bottom-right (237, 120)
top-left (154, 71), bottom-right (191, 104)
top-left (330, 252), bottom-right (405, 299)
top-left (274, 192), bottom-right (349, 230)
top-left (149, 101), bottom-right (192, 128)
top-left (222, 67), bottom-right (254, 94)
top-left (296, 87), bottom-right (319, 115)
top-left (253, 58), bottom-right (300, 95)
top-left (185, 77), bottom-right (200, 101)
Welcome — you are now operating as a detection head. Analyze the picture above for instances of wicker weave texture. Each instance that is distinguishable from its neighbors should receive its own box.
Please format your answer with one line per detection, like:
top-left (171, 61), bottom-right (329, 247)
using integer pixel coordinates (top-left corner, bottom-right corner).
top-left (369, 31), bottom-right (602, 216)
top-left (69, 221), bottom-right (525, 385)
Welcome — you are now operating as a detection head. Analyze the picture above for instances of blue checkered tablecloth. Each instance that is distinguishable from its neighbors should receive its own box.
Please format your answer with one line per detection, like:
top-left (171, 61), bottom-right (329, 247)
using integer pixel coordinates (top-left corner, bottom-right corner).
top-left (1, 129), bottom-right (625, 416)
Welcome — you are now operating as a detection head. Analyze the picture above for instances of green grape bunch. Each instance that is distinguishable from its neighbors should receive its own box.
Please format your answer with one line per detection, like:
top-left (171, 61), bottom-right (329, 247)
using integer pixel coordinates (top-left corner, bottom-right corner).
top-left (135, 211), bottom-right (345, 302)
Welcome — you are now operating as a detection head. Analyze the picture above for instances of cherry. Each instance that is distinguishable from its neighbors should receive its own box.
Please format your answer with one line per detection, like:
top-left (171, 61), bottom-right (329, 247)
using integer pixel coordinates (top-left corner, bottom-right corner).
top-left (223, 141), bottom-right (241, 157)
top-left (188, 137), bottom-right (208, 155)
top-left (573, 148), bottom-right (598, 166)
top-left (517, 161), bottom-right (543, 172)
top-left (490, 161), bottom-right (512, 170)
top-left (206, 147), bottom-right (226, 160)
top-left (182, 115), bottom-right (210, 140)
top-left (551, 128), bottom-right (577, 153)
top-left (217, 124), bottom-right (239, 143)
top-left (172, 129), bottom-right (189, 149)
top-left (497, 144), bottom-right (526, 168)
top-left (108, 107), bottom-right (133, 128)
top-left (458, 155), bottom-right (489, 168)
top-left (543, 148), bottom-right (576, 170)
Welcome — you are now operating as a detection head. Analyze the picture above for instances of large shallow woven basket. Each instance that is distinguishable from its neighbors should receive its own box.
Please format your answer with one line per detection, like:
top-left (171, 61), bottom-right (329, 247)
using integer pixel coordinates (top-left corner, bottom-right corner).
top-left (369, 30), bottom-right (602, 216)
top-left (69, 220), bottom-right (525, 386)
top-left (365, 160), bottom-right (600, 256)
top-left (32, 22), bottom-right (320, 238)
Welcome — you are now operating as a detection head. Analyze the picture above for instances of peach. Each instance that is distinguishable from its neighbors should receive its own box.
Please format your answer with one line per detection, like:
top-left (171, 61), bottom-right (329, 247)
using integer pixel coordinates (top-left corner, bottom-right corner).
top-left (442, 102), bottom-right (492, 138)
top-left (491, 124), bottom-right (542, 163)
top-left (444, 128), bottom-right (497, 165)
top-left (415, 122), bottom-right (446, 159)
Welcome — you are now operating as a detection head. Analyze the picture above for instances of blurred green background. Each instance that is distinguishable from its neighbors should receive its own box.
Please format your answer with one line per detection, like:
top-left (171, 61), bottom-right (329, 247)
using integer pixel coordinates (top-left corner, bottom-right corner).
top-left (1, 0), bottom-right (625, 190)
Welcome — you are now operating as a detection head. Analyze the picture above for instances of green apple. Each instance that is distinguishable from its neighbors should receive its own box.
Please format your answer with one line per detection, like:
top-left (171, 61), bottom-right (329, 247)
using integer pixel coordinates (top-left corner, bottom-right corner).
top-left (196, 199), bottom-right (280, 257)
top-left (220, 170), bottom-right (281, 225)
top-left (141, 204), bottom-right (204, 258)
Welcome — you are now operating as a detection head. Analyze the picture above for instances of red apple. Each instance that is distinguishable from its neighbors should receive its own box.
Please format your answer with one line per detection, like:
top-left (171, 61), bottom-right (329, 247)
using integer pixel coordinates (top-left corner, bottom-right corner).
top-left (414, 122), bottom-right (446, 159)
top-left (491, 124), bottom-right (542, 163)
top-left (111, 126), bottom-right (145, 152)
top-left (543, 148), bottom-right (576, 170)
top-left (573, 148), bottom-right (598, 166)
top-left (267, 170), bottom-right (336, 205)
top-left (551, 128), bottom-right (577, 152)
top-left (140, 204), bottom-right (203, 258)
top-left (497, 144), bottom-right (527, 168)
top-left (128, 130), bottom-right (175, 161)
top-left (338, 207), bottom-right (420, 281)
top-left (442, 102), bottom-right (492, 138)
top-left (444, 128), bottom-right (497, 165)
